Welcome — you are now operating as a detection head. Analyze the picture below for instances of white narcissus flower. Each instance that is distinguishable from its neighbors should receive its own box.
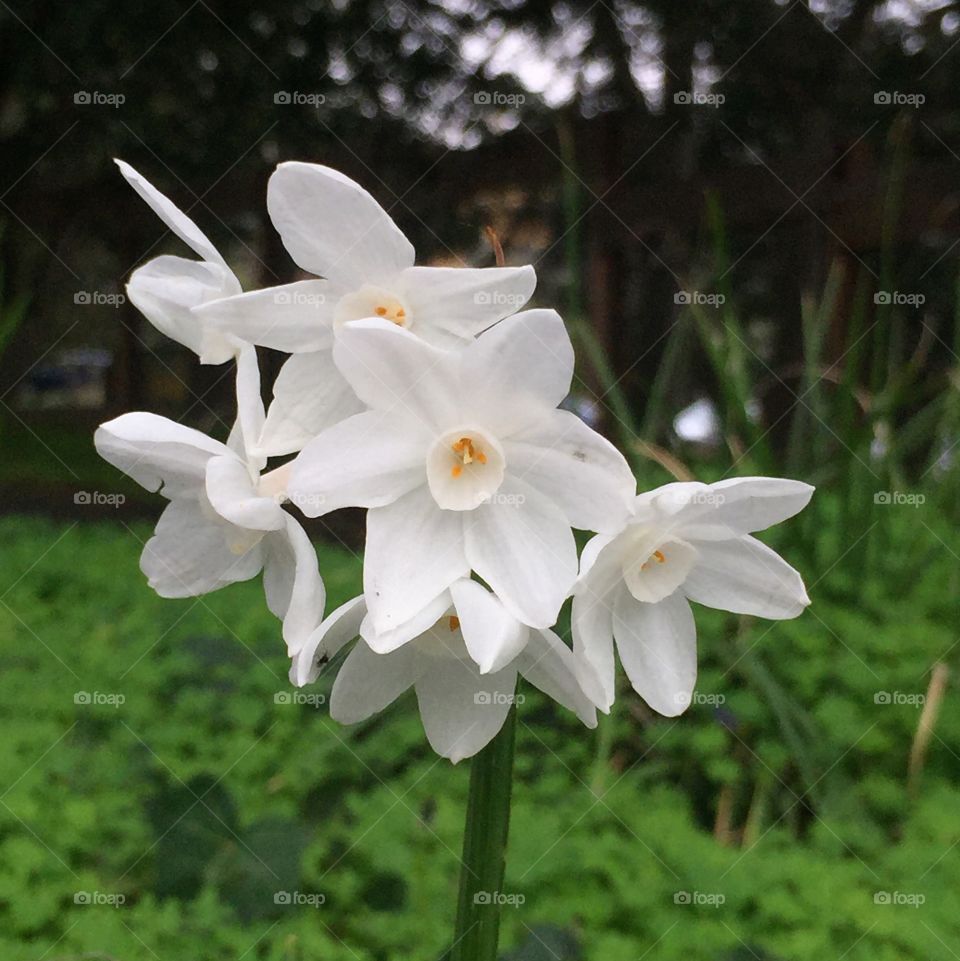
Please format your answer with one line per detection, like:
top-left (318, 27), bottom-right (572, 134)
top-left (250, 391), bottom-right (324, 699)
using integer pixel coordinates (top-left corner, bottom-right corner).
top-left (116, 160), bottom-right (244, 365)
top-left (572, 478), bottom-right (814, 716)
top-left (290, 580), bottom-right (601, 763)
top-left (286, 310), bottom-right (637, 634)
top-left (94, 348), bottom-right (324, 655)
top-left (194, 161), bottom-right (538, 352)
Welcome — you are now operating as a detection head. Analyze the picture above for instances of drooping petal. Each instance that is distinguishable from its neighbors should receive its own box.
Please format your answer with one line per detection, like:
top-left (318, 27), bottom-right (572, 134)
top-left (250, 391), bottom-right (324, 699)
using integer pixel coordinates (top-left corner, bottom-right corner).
top-left (330, 640), bottom-right (425, 724)
top-left (140, 498), bottom-right (264, 598)
top-left (95, 412), bottom-right (230, 498)
top-left (332, 319), bottom-right (460, 431)
top-left (505, 409), bottom-right (635, 533)
top-left (415, 658), bottom-right (517, 763)
top-left (257, 351), bottom-right (365, 458)
top-left (401, 265), bottom-right (537, 340)
top-left (287, 409), bottom-right (428, 516)
top-left (205, 455), bottom-right (286, 532)
top-left (645, 478), bottom-right (815, 540)
top-left (612, 588), bottom-right (697, 717)
top-left (682, 535), bottom-right (810, 619)
top-left (361, 590), bottom-right (452, 655)
top-left (267, 162), bottom-right (415, 289)
top-left (127, 255), bottom-right (241, 362)
top-left (262, 515), bottom-right (327, 656)
top-left (571, 575), bottom-right (620, 711)
top-left (517, 629), bottom-right (599, 726)
top-left (449, 578), bottom-right (528, 674)
top-left (234, 345), bottom-right (266, 469)
top-left (460, 309), bottom-right (574, 436)
top-left (364, 486), bottom-right (469, 634)
top-left (291, 595), bottom-right (366, 687)
top-left (116, 159), bottom-right (227, 267)
top-left (464, 476), bottom-right (577, 629)
top-left (193, 281), bottom-right (339, 354)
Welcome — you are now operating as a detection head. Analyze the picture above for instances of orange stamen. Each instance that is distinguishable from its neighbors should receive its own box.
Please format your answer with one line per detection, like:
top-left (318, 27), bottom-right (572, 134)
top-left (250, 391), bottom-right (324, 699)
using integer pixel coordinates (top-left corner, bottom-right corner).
top-left (654, 550), bottom-right (666, 563)
top-left (448, 616), bottom-right (460, 632)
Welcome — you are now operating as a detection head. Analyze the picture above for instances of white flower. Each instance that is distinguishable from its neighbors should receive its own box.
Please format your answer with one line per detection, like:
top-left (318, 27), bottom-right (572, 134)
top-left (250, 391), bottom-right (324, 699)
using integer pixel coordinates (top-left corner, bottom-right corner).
top-left (290, 579), bottom-right (601, 763)
top-left (116, 160), bottom-right (243, 365)
top-left (193, 161), bottom-right (538, 353)
top-left (572, 478), bottom-right (814, 716)
top-left (94, 347), bottom-right (324, 655)
top-left (286, 310), bottom-right (636, 633)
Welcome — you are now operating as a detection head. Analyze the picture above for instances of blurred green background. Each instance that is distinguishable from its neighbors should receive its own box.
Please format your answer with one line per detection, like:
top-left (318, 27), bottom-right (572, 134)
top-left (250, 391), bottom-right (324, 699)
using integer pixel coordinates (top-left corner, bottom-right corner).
top-left (1, 1), bottom-right (958, 959)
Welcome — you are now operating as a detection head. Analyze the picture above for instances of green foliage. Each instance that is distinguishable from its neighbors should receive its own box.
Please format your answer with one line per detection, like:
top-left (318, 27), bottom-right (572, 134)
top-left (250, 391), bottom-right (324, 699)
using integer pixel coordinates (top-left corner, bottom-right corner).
top-left (0, 511), bottom-right (957, 960)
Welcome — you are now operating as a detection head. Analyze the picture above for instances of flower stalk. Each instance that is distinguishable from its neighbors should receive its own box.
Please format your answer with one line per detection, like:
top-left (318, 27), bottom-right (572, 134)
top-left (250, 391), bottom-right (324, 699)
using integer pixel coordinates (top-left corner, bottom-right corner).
top-left (451, 699), bottom-right (517, 961)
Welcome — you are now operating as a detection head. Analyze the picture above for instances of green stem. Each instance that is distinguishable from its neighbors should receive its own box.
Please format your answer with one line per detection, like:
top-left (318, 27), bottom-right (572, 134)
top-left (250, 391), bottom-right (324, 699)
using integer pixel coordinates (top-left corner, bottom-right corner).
top-left (450, 703), bottom-right (517, 961)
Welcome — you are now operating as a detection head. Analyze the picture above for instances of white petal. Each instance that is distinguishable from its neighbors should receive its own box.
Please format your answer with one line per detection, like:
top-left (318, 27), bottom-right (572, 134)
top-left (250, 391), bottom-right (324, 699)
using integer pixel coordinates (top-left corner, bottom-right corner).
top-left (464, 476), bottom-right (577, 629)
top-left (193, 281), bottom-right (339, 354)
top-left (613, 589), bottom-right (697, 717)
top-left (330, 640), bottom-right (425, 724)
top-left (571, 570), bottom-right (621, 711)
top-left (332, 319), bottom-right (460, 431)
top-left (262, 515), bottom-right (326, 656)
top-left (95, 412), bottom-right (229, 497)
top-left (291, 595), bottom-right (366, 687)
top-left (267, 162), bottom-right (415, 288)
top-left (364, 486), bottom-right (469, 634)
top-left (116, 159), bottom-right (226, 267)
top-left (257, 351), bottom-right (363, 458)
top-left (141, 498), bottom-right (263, 597)
top-left (505, 409), bottom-right (635, 533)
top-left (517, 628), bottom-right (599, 726)
top-left (449, 578), bottom-right (528, 674)
top-left (401, 265), bottom-right (537, 340)
top-left (234, 345), bottom-right (266, 467)
top-left (645, 478), bottom-right (815, 540)
top-left (287, 409), bottom-right (427, 516)
top-left (461, 309), bottom-right (574, 436)
top-left (682, 535), bottom-right (810, 618)
top-left (204, 455), bottom-right (285, 531)
top-left (361, 590), bottom-right (452, 654)
top-left (127, 256), bottom-right (241, 362)
top-left (415, 658), bottom-right (517, 763)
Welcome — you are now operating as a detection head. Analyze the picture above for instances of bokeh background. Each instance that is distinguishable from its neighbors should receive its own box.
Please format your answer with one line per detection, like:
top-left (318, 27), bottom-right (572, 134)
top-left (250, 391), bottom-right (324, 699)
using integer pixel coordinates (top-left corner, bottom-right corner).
top-left (1, 1), bottom-right (958, 959)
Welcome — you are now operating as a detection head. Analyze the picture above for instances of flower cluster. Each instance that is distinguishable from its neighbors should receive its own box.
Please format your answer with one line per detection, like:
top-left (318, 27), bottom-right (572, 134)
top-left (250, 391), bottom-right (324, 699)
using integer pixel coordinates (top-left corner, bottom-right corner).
top-left (96, 160), bottom-right (813, 762)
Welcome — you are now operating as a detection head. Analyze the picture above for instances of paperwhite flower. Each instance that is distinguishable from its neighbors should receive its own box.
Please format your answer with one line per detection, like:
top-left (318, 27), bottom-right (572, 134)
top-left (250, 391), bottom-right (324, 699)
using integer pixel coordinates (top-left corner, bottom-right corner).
top-left (290, 579), bottom-right (601, 763)
top-left (195, 161), bottom-right (538, 352)
top-left (116, 160), bottom-right (243, 365)
top-left (287, 310), bottom-right (636, 633)
top-left (572, 478), bottom-right (814, 716)
top-left (94, 348), bottom-right (324, 655)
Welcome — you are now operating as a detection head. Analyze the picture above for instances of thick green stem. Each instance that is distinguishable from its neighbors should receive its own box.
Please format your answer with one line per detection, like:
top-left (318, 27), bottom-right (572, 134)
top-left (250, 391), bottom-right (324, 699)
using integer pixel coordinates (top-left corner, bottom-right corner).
top-left (450, 704), bottom-right (517, 961)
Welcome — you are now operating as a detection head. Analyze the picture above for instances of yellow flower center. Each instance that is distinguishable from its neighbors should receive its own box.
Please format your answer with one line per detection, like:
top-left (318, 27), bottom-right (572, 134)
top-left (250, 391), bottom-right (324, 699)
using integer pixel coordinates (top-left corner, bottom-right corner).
top-left (373, 302), bottom-right (407, 326)
top-left (450, 436), bottom-right (487, 478)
